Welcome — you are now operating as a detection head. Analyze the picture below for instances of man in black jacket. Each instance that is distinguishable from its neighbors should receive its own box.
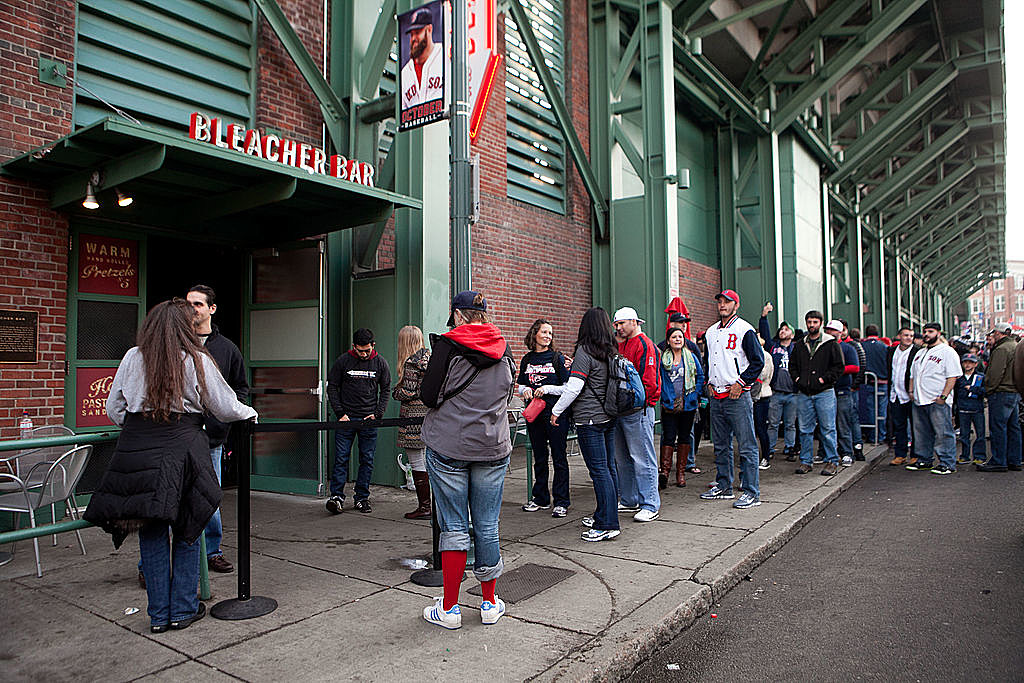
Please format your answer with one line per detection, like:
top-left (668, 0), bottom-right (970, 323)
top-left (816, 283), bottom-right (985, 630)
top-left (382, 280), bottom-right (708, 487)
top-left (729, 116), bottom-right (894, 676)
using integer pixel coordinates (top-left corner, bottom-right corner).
top-left (326, 328), bottom-right (391, 514)
top-left (789, 310), bottom-right (845, 476)
top-left (187, 285), bottom-right (248, 574)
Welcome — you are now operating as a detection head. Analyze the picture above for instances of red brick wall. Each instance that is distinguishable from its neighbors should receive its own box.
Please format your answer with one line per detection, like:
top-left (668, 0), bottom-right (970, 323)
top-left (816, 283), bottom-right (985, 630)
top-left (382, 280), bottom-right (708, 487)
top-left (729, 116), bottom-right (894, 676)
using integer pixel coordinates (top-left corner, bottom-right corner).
top-left (678, 256), bottom-right (721, 336)
top-left (0, 0), bottom-right (75, 438)
top-left (256, 0), bottom-right (325, 146)
top-left (471, 1), bottom-right (594, 362)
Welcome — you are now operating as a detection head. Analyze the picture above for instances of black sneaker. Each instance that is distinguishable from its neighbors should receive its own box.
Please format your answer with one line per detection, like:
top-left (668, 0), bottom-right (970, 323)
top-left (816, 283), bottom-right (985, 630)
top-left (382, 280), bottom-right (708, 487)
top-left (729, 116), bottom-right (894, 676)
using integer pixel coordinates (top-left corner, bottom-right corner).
top-left (325, 496), bottom-right (343, 514)
top-left (905, 460), bottom-right (933, 471)
top-left (354, 499), bottom-right (372, 513)
top-left (930, 464), bottom-right (954, 475)
top-left (853, 444), bottom-right (865, 461)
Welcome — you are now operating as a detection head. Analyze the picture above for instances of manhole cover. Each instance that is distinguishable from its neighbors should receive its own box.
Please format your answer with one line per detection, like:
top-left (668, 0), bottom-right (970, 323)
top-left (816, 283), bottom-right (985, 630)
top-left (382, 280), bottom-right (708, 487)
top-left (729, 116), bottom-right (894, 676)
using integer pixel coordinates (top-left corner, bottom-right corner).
top-left (466, 562), bottom-right (575, 604)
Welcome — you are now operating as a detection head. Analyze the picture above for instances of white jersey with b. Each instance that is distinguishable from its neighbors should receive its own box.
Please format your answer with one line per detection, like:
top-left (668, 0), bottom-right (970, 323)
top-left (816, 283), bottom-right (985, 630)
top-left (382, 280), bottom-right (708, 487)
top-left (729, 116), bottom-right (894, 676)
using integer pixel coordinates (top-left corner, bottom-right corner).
top-left (401, 44), bottom-right (445, 109)
top-left (705, 315), bottom-right (756, 394)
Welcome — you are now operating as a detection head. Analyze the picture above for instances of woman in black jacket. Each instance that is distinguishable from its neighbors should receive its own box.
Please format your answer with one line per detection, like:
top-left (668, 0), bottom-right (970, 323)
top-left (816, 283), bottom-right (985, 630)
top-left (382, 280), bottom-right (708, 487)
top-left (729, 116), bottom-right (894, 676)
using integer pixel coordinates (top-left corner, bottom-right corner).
top-left (517, 319), bottom-right (572, 517)
top-left (85, 300), bottom-right (256, 633)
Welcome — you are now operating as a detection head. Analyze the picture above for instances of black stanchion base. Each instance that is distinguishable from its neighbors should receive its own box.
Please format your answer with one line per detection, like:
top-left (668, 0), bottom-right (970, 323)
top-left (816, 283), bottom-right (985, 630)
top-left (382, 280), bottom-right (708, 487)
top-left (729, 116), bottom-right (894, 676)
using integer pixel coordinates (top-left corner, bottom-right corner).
top-left (210, 595), bottom-right (278, 621)
top-left (0, 551), bottom-right (12, 566)
top-left (410, 569), bottom-right (465, 587)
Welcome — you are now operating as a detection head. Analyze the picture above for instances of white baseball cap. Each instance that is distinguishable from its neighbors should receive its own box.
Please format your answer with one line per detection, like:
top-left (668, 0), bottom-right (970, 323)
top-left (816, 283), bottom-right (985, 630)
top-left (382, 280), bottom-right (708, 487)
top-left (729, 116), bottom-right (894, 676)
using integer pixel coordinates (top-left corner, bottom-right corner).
top-left (825, 319), bottom-right (844, 333)
top-left (612, 307), bottom-right (645, 324)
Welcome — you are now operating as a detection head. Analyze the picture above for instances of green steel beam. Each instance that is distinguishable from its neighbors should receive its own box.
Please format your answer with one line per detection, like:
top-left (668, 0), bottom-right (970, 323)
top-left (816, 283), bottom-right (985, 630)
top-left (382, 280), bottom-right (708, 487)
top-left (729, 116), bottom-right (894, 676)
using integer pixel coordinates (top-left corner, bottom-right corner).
top-left (354, 145), bottom-right (397, 269)
top-left (739, 0), bottom-right (796, 93)
top-left (912, 211), bottom-right (985, 264)
top-left (850, 104), bottom-right (948, 184)
top-left (931, 249), bottom-right (993, 288)
top-left (510, 0), bottom-right (609, 239)
top-left (920, 231), bottom-right (991, 280)
top-left (759, 131), bottom-right (784, 316)
top-left (674, 0), bottom-right (717, 32)
top-left (674, 66), bottom-right (729, 123)
top-left (689, 0), bottom-right (791, 40)
top-left (612, 120), bottom-right (645, 177)
top-left (830, 63), bottom-right (958, 183)
top-left (673, 35), bottom-right (767, 133)
top-left (51, 143), bottom-right (166, 208)
top-left (717, 126), bottom-right (737, 289)
top-left (832, 44), bottom-right (935, 133)
top-left (184, 177), bottom-right (297, 222)
top-left (772, 0), bottom-right (929, 132)
top-left (881, 160), bottom-right (975, 237)
top-left (358, 0), bottom-right (397, 100)
top-left (255, 0), bottom-right (348, 152)
top-left (756, 0), bottom-right (866, 92)
top-left (611, 23), bottom-right (641, 98)
top-left (859, 120), bottom-right (970, 214)
top-left (897, 192), bottom-right (979, 254)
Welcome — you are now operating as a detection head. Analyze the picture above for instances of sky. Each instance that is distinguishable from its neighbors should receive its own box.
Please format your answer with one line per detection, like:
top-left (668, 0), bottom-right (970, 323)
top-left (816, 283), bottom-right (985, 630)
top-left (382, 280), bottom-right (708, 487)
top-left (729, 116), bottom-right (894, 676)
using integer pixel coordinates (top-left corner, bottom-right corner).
top-left (1006, 3), bottom-right (1022, 262)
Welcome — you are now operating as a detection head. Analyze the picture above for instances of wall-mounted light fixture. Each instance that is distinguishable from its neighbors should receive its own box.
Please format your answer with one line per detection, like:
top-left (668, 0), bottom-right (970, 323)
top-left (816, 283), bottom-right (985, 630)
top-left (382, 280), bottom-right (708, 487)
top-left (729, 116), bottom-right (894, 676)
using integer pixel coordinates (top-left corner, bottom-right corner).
top-left (82, 170), bottom-right (101, 209)
top-left (115, 188), bottom-right (133, 207)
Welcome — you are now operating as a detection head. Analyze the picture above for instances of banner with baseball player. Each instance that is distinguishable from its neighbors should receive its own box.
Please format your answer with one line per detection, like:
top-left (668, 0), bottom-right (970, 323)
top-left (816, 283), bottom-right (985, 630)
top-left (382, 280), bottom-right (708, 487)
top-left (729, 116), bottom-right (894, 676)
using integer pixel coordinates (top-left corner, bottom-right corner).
top-left (398, 1), bottom-right (450, 132)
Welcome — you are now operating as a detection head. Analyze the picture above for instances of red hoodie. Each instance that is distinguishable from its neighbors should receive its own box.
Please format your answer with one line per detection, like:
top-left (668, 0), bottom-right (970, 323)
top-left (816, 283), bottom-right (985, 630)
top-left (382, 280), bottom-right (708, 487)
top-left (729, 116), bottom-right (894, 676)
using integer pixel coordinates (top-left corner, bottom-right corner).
top-left (443, 323), bottom-right (507, 359)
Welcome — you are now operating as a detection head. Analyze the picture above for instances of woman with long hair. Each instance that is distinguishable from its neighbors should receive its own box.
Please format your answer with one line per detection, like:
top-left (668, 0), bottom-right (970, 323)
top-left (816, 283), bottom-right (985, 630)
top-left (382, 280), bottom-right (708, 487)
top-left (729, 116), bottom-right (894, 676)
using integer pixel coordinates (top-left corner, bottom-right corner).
top-left (517, 319), bottom-right (571, 517)
top-left (658, 327), bottom-right (705, 489)
top-left (85, 299), bottom-right (256, 634)
top-left (392, 325), bottom-right (432, 519)
top-left (536, 307), bottom-right (620, 542)
top-left (419, 291), bottom-right (515, 629)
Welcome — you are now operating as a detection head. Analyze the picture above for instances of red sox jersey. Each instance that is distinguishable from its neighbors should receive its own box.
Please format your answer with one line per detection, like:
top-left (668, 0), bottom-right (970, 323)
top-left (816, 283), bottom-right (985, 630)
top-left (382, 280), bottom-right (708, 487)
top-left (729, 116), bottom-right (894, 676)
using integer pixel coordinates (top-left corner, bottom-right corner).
top-left (705, 315), bottom-right (757, 395)
top-left (401, 45), bottom-right (445, 109)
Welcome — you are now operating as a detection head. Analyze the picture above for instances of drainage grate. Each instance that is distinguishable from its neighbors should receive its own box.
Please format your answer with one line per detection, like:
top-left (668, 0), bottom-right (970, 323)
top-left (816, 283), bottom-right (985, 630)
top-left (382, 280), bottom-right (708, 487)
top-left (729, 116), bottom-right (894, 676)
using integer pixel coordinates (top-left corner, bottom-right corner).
top-left (466, 562), bottom-right (575, 604)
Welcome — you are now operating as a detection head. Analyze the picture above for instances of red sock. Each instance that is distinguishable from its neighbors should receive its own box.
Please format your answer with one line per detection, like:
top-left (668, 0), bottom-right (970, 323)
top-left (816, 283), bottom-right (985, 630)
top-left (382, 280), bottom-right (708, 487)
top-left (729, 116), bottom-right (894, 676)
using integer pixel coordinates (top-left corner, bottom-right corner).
top-left (481, 579), bottom-right (496, 604)
top-left (441, 550), bottom-right (467, 611)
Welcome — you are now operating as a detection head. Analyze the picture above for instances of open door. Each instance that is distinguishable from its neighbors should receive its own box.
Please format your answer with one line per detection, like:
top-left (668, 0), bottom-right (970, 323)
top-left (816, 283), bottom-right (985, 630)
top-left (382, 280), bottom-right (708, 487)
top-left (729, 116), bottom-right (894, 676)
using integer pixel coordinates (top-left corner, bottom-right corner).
top-left (244, 240), bottom-right (328, 495)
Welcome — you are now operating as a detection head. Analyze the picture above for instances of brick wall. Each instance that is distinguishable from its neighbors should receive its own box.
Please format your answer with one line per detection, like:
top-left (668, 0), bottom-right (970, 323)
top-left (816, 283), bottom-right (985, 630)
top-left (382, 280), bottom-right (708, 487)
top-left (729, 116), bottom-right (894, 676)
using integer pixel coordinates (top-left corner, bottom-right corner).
top-left (0, 0), bottom-right (75, 438)
top-left (678, 256), bottom-right (722, 336)
top-left (470, 0), bottom-right (594, 362)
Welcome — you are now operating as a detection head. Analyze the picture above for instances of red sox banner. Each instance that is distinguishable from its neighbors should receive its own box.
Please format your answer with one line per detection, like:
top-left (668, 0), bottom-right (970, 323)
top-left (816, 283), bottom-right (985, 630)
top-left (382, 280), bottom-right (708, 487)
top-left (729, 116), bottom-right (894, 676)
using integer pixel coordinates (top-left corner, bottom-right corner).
top-left (398, 0), bottom-right (450, 132)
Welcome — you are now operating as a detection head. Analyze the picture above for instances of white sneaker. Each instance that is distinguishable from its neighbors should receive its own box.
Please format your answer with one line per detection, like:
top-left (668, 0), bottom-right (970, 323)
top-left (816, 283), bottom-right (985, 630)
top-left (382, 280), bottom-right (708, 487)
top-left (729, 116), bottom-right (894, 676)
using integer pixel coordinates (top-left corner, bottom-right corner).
top-left (480, 598), bottom-right (506, 624)
top-left (581, 516), bottom-right (594, 528)
top-left (422, 597), bottom-right (461, 630)
top-left (617, 502), bottom-right (641, 513)
top-left (581, 528), bottom-right (620, 542)
top-left (633, 508), bottom-right (659, 522)
top-left (522, 500), bottom-right (551, 512)
top-left (841, 455), bottom-right (854, 467)
top-left (552, 506), bottom-right (568, 518)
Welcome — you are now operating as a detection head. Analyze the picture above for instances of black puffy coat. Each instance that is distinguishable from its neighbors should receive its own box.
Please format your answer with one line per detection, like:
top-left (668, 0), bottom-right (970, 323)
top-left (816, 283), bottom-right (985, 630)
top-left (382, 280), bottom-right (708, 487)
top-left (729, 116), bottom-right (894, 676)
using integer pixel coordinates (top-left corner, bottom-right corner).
top-left (84, 413), bottom-right (222, 548)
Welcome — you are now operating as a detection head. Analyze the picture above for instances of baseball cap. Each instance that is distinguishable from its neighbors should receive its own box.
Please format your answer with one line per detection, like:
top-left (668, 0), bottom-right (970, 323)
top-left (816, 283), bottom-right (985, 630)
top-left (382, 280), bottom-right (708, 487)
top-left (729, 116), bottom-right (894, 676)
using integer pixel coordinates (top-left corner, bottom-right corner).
top-left (446, 290), bottom-right (486, 327)
top-left (405, 8), bottom-right (433, 32)
top-left (715, 289), bottom-right (739, 304)
top-left (990, 324), bottom-right (1012, 335)
top-left (962, 354), bottom-right (980, 363)
top-left (667, 311), bottom-right (690, 323)
top-left (612, 307), bottom-right (645, 324)
top-left (825, 319), bottom-right (844, 333)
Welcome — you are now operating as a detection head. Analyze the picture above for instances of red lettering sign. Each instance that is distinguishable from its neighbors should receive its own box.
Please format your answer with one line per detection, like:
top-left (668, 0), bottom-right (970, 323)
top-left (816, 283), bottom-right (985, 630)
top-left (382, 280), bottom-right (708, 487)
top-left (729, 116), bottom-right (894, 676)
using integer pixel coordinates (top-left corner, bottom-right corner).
top-left (77, 234), bottom-right (138, 296)
top-left (75, 367), bottom-right (117, 428)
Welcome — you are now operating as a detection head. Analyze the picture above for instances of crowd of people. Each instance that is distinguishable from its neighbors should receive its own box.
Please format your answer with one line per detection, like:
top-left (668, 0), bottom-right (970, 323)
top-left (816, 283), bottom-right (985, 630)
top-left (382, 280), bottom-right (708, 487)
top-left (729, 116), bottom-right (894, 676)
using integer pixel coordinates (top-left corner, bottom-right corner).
top-left (81, 284), bottom-right (1022, 634)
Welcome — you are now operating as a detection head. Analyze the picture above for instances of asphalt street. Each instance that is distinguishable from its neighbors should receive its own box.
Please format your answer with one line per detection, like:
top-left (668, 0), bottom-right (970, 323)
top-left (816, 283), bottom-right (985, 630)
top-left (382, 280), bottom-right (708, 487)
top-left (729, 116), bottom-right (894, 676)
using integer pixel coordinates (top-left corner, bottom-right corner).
top-left (629, 458), bottom-right (1024, 682)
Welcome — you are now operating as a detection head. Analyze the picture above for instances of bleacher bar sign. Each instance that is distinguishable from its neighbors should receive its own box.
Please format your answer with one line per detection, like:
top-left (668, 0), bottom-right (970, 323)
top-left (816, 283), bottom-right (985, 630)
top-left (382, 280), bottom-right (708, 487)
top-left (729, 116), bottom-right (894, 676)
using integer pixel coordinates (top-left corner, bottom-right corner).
top-left (398, 0), bottom-right (500, 135)
top-left (187, 112), bottom-right (376, 187)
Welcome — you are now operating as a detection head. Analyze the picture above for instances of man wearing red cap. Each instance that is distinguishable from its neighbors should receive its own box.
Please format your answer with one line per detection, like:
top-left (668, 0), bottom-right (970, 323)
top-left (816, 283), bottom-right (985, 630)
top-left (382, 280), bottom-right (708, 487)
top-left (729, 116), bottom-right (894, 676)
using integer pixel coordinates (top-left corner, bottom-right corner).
top-left (700, 290), bottom-right (765, 509)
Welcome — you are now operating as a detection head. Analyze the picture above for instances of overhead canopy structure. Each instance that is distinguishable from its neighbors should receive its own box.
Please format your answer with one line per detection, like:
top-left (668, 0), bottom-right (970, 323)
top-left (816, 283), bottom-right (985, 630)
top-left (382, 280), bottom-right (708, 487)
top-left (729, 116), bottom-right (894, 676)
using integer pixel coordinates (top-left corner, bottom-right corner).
top-left (0, 117), bottom-right (421, 246)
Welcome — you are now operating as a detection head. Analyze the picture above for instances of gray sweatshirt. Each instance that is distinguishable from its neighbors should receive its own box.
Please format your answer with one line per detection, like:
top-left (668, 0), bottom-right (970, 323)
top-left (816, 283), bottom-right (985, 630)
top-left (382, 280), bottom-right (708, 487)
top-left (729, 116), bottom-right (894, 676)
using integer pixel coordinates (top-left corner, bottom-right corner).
top-left (106, 347), bottom-right (258, 426)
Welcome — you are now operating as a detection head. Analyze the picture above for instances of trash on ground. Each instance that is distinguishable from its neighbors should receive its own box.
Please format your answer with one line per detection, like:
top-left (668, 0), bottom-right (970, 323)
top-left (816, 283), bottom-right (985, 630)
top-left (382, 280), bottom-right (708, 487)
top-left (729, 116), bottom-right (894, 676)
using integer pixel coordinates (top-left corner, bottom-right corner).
top-left (666, 663), bottom-right (681, 670)
top-left (710, 613), bottom-right (718, 618)
top-left (123, 607), bottom-right (139, 615)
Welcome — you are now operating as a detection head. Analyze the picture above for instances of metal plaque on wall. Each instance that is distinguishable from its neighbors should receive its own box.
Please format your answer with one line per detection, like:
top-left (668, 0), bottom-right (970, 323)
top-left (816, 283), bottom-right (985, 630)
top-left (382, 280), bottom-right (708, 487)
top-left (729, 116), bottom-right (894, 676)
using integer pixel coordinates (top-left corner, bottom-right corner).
top-left (0, 309), bottom-right (38, 363)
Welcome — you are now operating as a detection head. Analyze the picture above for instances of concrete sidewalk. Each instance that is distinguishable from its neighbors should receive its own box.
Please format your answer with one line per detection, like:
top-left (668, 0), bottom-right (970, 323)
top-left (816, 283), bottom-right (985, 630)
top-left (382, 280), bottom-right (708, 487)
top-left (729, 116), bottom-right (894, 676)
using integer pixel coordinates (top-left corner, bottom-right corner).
top-left (1, 443), bottom-right (887, 682)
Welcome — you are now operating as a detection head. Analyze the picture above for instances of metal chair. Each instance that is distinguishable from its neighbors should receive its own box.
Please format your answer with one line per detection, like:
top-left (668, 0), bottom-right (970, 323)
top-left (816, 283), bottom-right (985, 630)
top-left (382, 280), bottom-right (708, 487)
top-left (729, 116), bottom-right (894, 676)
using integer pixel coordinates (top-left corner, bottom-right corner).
top-left (0, 445), bottom-right (93, 577)
top-left (1, 425), bottom-right (77, 546)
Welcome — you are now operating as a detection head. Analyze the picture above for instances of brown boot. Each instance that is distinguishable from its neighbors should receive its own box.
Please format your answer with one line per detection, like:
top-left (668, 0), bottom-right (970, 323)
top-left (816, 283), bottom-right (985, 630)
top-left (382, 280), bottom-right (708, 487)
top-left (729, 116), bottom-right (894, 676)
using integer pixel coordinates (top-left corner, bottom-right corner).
top-left (675, 445), bottom-right (689, 487)
top-left (659, 445), bottom-right (674, 490)
top-left (405, 471), bottom-right (431, 519)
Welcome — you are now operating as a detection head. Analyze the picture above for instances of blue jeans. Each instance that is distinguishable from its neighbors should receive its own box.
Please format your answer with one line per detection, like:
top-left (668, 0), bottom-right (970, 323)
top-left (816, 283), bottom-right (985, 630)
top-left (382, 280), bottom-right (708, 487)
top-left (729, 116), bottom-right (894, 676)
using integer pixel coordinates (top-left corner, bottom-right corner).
top-left (835, 390), bottom-right (862, 456)
top-left (331, 425), bottom-right (378, 501)
top-left (138, 520), bottom-right (201, 627)
top-left (527, 413), bottom-right (570, 508)
top-left (958, 411), bottom-right (986, 460)
top-left (988, 392), bottom-right (1023, 467)
top-left (767, 391), bottom-right (798, 451)
top-left (889, 399), bottom-right (914, 459)
top-left (613, 406), bottom-right (660, 512)
top-left (425, 448), bottom-right (507, 582)
top-left (912, 402), bottom-right (956, 468)
top-left (205, 445), bottom-right (224, 557)
top-left (577, 421), bottom-right (620, 531)
top-left (798, 390), bottom-right (839, 465)
top-left (859, 383), bottom-right (888, 442)
top-left (709, 393), bottom-right (760, 498)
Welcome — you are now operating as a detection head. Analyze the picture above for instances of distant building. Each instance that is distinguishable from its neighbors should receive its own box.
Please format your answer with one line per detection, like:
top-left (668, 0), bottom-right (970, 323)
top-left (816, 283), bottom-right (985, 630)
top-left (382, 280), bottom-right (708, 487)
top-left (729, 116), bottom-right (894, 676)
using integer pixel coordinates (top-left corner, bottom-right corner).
top-left (966, 260), bottom-right (1024, 339)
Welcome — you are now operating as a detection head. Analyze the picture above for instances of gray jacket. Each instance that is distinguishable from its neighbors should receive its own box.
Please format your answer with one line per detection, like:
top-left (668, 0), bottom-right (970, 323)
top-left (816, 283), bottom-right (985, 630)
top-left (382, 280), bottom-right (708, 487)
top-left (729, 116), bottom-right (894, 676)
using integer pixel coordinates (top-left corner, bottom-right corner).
top-left (420, 325), bottom-right (515, 462)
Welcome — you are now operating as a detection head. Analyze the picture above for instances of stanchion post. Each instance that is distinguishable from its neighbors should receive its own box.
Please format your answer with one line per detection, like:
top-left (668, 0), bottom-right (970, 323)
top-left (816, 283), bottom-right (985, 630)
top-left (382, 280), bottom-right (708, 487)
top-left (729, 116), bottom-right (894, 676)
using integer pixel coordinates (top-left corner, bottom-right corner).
top-left (199, 531), bottom-right (210, 601)
top-left (211, 419), bottom-right (277, 620)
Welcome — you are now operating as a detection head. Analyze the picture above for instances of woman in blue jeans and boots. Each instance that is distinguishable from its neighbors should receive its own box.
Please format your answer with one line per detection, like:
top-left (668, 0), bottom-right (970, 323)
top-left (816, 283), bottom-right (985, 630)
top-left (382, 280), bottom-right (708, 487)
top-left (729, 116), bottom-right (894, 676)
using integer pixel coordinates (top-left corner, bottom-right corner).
top-left (419, 291), bottom-right (516, 630)
top-left (537, 307), bottom-right (621, 542)
top-left (518, 319), bottom-right (572, 517)
top-left (85, 300), bottom-right (257, 633)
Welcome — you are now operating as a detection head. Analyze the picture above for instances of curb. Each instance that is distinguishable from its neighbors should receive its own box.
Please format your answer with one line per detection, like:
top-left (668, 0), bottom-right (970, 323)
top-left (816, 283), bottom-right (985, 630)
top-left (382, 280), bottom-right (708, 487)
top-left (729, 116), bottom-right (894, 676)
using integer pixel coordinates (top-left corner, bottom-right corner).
top-left (566, 443), bottom-right (889, 682)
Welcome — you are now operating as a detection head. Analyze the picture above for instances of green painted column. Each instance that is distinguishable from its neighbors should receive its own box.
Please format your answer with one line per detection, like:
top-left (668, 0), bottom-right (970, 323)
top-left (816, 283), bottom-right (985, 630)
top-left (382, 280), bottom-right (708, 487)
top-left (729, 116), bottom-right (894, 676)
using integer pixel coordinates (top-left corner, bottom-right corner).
top-left (758, 131), bottom-right (784, 318)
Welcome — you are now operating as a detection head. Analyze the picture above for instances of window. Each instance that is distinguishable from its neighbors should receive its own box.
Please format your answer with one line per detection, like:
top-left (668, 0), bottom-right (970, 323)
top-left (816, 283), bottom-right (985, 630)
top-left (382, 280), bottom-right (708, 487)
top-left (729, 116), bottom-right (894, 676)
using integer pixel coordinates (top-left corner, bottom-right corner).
top-left (994, 279), bottom-right (1004, 290)
top-left (995, 295), bottom-right (1005, 312)
top-left (504, 0), bottom-right (566, 212)
top-left (970, 299), bottom-right (981, 314)
top-left (1015, 275), bottom-right (1024, 290)
top-left (995, 317), bottom-right (1004, 327)
top-left (1017, 294), bottom-right (1024, 310)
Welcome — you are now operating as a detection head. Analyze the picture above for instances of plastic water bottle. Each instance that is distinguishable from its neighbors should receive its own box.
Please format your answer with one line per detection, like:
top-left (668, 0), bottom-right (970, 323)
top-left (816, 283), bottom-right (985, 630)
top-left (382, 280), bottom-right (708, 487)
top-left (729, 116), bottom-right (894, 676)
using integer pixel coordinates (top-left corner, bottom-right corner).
top-left (19, 411), bottom-right (33, 440)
